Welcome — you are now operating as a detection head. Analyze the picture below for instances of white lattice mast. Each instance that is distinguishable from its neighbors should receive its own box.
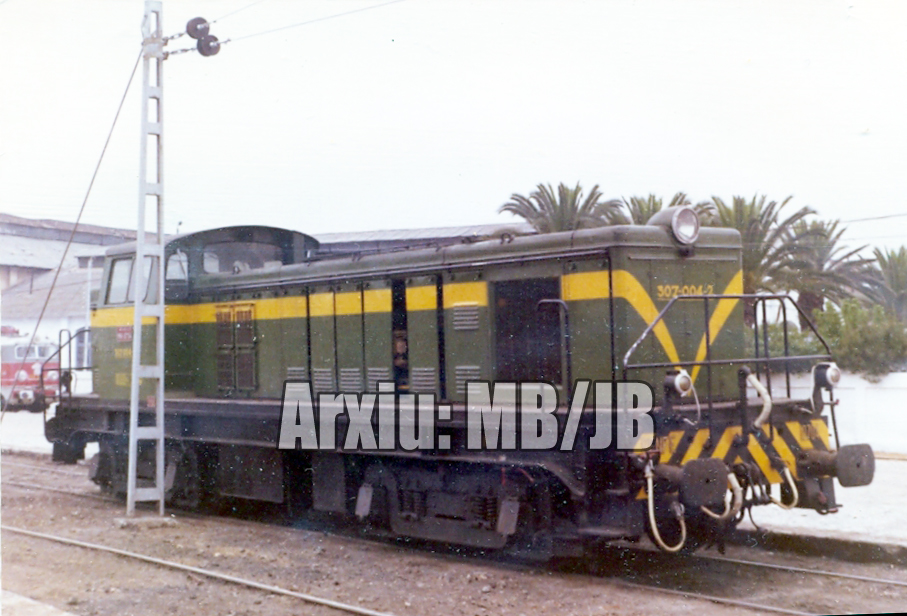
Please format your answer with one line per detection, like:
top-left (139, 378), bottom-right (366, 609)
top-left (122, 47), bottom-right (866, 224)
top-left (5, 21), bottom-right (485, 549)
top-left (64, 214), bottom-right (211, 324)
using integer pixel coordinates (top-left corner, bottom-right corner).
top-left (128, 0), bottom-right (166, 516)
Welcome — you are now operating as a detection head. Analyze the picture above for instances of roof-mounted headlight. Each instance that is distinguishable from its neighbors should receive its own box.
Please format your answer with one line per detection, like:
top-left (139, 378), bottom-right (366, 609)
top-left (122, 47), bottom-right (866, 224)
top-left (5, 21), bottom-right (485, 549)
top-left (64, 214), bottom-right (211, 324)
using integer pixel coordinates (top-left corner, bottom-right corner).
top-left (646, 206), bottom-right (700, 245)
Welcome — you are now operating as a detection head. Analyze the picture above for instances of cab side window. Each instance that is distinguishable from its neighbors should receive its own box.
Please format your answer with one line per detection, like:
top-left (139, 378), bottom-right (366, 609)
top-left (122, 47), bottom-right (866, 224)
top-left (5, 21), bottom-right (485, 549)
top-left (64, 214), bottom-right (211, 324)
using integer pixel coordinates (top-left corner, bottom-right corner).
top-left (107, 258), bottom-right (133, 304)
top-left (106, 256), bottom-right (154, 305)
top-left (127, 256), bottom-right (154, 302)
top-left (166, 250), bottom-right (188, 281)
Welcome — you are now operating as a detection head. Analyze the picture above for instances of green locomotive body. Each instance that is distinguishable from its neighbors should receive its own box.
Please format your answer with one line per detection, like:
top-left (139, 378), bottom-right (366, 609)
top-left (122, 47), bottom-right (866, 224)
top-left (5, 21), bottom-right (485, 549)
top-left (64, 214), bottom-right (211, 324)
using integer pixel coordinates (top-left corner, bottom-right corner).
top-left (46, 208), bottom-right (874, 555)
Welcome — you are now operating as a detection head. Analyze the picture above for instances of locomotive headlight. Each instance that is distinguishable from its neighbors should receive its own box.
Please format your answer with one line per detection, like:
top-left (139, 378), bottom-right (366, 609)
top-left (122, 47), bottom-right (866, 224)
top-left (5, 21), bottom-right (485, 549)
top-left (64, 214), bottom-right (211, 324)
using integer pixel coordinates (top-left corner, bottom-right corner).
top-left (671, 207), bottom-right (700, 245)
top-left (666, 368), bottom-right (694, 397)
top-left (810, 362), bottom-right (841, 413)
top-left (646, 206), bottom-right (700, 247)
top-left (814, 362), bottom-right (842, 389)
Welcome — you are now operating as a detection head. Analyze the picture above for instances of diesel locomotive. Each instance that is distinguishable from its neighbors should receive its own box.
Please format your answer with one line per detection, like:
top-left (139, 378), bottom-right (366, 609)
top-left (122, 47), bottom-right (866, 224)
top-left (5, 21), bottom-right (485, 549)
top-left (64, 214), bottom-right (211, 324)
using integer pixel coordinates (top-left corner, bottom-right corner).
top-left (44, 206), bottom-right (875, 555)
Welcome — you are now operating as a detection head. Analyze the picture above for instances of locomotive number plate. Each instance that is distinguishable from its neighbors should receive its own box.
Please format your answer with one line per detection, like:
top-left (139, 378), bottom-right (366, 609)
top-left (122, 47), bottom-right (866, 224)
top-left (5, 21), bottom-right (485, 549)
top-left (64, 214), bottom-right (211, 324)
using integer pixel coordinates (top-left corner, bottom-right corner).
top-left (656, 284), bottom-right (715, 300)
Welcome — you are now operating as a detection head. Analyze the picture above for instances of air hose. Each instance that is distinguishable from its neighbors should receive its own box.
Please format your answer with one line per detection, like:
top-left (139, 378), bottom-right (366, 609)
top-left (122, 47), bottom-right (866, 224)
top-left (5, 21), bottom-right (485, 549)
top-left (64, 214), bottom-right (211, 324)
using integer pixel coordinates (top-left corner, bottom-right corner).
top-left (645, 460), bottom-right (686, 553)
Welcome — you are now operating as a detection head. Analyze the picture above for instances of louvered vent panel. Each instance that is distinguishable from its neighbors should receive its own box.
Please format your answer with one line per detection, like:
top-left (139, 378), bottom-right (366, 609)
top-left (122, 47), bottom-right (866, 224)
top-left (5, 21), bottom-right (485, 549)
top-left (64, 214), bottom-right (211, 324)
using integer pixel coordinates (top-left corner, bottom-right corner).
top-left (286, 366), bottom-right (308, 380)
top-left (410, 367), bottom-right (437, 392)
top-left (366, 367), bottom-right (391, 391)
top-left (312, 368), bottom-right (335, 393)
top-left (234, 306), bottom-right (255, 346)
top-left (455, 365), bottom-right (482, 394)
top-left (339, 368), bottom-right (363, 392)
top-left (452, 304), bottom-right (480, 331)
top-left (216, 352), bottom-right (234, 390)
top-left (216, 310), bottom-right (233, 348)
top-left (235, 350), bottom-right (256, 390)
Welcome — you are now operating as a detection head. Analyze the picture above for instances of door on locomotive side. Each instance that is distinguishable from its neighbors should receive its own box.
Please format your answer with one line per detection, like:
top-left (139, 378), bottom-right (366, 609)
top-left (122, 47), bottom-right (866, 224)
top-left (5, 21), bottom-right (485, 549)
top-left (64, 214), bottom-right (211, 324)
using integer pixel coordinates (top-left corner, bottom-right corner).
top-left (405, 275), bottom-right (442, 395)
top-left (254, 287), bottom-right (308, 399)
top-left (214, 302), bottom-right (258, 395)
top-left (334, 282), bottom-right (365, 393)
top-left (162, 248), bottom-right (196, 395)
top-left (488, 269), bottom-right (564, 395)
top-left (560, 257), bottom-right (615, 387)
top-left (362, 279), bottom-right (393, 393)
top-left (91, 252), bottom-right (158, 401)
top-left (308, 284), bottom-right (337, 394)
top-left (441, 271), bottom-right (491, 402)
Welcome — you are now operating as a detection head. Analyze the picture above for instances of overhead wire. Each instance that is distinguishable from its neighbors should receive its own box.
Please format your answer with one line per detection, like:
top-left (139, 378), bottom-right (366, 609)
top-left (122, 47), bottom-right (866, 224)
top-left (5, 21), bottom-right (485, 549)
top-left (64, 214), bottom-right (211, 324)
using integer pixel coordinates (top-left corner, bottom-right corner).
top-left (222, 0), bottom-right (406, 44)
top-left (841, 213), bottom-right (907, 224)
top-left (0, 49), bottom-right (142, 420)
top-left (164, 0), bottom-right (266, 42)
top-left (211, 0), bottom-right (265, 24)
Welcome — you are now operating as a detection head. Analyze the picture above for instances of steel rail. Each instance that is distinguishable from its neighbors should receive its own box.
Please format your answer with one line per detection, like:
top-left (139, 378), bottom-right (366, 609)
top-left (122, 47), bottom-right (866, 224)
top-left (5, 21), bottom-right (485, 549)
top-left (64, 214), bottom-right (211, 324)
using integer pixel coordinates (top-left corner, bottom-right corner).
top-left (1, 460), bottom-right (85, 477)
top-left (698, 553), bottom-right (907, 589)
top-left (2, 525), bottom-right (398, 616)
top-left (2, 480), bottom-right (113, 503)
top-left (609, 578), bottom-right (814, 616)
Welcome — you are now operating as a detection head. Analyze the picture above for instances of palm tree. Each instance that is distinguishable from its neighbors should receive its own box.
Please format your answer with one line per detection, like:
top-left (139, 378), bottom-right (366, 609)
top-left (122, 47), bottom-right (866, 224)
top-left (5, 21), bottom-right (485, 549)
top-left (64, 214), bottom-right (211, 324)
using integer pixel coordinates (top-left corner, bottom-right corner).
top-left (873, 246), bottom-right (907, 323)
top-left (607, 192), bottom-right (715, 225)
top-left (498, 183), bottom-right (621, 233)
top-left (778, 219), bottom-right (878, 329)
top-left (710, 195), bottom-right (815, 324)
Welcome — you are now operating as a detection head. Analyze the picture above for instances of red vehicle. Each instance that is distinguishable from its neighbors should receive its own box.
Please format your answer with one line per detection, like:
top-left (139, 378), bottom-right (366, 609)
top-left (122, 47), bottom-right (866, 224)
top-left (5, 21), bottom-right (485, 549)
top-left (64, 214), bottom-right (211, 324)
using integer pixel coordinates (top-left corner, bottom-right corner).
top-left (1, 326), bottom-right (58, 412)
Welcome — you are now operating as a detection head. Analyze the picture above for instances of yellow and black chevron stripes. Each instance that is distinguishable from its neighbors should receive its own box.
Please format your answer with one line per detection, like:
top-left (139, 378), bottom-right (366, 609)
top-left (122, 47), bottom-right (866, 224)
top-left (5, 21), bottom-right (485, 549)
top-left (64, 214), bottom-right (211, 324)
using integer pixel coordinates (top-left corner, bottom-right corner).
top-left (689, 270), bottom-right (743, 385)
top-left (562, 270), bottom-right (681, 366)
top-left (643, 418), bottom-right (831, 495)
top-left (563, 268), bottom-right (743, 380)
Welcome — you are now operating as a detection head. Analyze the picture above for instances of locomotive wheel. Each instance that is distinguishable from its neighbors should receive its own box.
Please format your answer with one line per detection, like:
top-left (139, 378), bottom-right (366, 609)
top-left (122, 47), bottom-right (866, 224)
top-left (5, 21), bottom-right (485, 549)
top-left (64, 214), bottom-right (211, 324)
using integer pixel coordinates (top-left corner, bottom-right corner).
top-left (167, 446), bottom-right (202, 510)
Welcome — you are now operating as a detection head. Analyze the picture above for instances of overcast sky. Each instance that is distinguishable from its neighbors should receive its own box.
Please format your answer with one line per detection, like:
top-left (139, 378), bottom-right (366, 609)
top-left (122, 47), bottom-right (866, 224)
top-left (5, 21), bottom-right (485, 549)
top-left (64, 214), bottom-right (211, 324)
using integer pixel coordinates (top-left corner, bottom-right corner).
top-left (1, 0), bottom-right (906, 252)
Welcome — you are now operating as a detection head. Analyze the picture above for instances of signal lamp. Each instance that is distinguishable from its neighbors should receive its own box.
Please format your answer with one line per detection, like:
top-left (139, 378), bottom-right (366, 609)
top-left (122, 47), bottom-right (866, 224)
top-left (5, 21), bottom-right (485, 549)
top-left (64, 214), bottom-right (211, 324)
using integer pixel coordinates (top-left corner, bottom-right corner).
top-left (198, 35), bottom-right (221, 57)
top-left (187, 17), bottom-right (210, 40)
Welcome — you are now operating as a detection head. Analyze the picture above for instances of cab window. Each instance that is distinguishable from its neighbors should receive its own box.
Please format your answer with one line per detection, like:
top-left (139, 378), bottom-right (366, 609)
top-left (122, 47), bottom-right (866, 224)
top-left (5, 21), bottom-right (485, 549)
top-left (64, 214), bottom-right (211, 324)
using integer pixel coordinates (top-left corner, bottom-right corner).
top-left (107, 258), bottom-right (132, 304)
top-left (166, 250), bottom-right (188, 280)
top-left (106, 256), bottom-right (154, 304)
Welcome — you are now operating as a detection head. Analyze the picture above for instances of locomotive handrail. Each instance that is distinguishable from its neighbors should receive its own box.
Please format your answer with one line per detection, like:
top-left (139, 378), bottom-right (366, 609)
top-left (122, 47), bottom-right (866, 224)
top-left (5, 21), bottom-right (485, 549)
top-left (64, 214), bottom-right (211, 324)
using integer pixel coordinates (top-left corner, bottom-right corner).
top-left (622, 293), bottom-right (833, 403)
top-left (40, 328), bottom-right (93, 410)
top-left (537, 299), bottom-right (572, 404)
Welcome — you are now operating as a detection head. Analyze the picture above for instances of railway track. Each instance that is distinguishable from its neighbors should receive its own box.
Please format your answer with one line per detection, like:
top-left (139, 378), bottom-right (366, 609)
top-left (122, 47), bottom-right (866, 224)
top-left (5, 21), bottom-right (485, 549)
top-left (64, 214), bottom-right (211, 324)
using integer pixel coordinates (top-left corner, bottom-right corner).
top-left (1, 525), bottom-right (397, 616)
top-left (1, 460), bottom-right (85, 477)
top-left (0, 511), bottom-right (810, 616)
top-left (4, 473), bottom-right (907, 615)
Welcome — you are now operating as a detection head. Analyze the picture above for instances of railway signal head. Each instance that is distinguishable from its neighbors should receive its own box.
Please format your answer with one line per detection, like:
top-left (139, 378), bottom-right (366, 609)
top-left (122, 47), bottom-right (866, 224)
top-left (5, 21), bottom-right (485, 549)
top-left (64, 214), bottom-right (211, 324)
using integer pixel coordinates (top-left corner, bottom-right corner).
top-left (197, 34), bottom-right (221, 57)
top-left (186, 17), bottom-right (210, 40)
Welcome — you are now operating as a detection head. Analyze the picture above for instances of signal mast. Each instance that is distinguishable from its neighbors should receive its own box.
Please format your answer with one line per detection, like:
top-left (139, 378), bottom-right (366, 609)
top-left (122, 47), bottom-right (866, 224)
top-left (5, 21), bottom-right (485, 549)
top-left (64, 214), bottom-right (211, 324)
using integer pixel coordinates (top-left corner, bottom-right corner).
top-left (127, 1), bottom-right (219, 517)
